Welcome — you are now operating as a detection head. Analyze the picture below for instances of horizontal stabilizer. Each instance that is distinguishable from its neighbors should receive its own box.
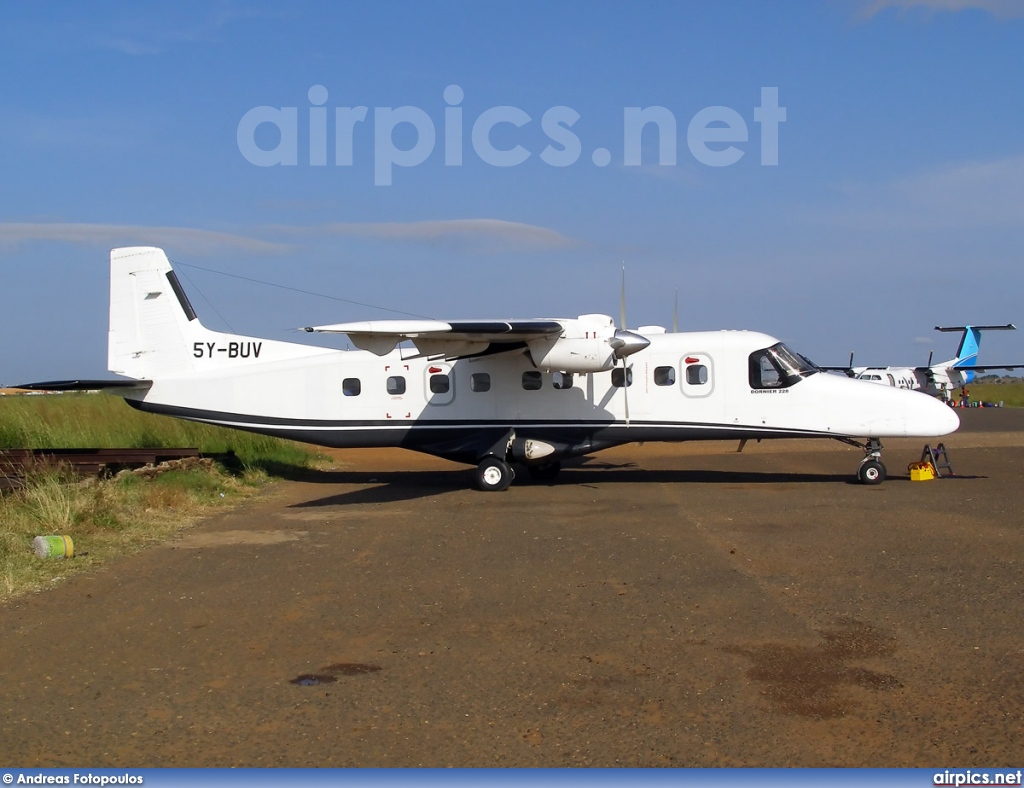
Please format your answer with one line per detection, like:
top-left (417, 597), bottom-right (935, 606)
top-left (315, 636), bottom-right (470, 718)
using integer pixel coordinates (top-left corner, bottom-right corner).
top-left (13, 379), bottom-right (153, 392)
top-left (935, 324), bottom-right (1016, 332)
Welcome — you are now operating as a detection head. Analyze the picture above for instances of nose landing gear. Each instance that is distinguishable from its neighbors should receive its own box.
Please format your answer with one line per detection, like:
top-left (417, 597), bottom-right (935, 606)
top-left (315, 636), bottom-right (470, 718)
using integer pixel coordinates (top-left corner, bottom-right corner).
top-left (838, 437), bottom-right (888, 484)
top-left (855, 438), bottom-right (886, 485)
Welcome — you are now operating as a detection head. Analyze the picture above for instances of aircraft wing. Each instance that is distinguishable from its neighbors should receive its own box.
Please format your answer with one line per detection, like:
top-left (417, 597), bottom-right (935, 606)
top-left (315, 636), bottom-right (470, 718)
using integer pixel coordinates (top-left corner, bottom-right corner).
top-left (815, 366), bottom-right (857, 377)
top-left (945, 364), bottom-right (1024, 372)
top-left (303, 319), bottom-right (565, 357)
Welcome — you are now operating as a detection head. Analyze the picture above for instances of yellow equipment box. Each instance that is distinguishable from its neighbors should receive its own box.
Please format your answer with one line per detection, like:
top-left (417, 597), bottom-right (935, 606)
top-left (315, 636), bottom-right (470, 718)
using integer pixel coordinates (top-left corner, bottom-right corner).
top-left (909, 462), bottom-right (936, 482)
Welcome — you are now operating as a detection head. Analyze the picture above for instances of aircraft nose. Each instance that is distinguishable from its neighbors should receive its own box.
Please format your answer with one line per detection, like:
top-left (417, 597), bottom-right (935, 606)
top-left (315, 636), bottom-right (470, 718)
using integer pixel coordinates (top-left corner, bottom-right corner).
top-left (906, 394), bottom-right (960, 437)
top-left (937, 401), bottom-right (961, 435)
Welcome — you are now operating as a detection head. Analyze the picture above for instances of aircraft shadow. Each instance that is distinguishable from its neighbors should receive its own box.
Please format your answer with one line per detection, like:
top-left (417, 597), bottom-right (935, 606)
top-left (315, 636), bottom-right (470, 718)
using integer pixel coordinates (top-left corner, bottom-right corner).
top-left (289, 464), bottom-right (868, 508)
top-left (290, 469), bottom-right (469, 507)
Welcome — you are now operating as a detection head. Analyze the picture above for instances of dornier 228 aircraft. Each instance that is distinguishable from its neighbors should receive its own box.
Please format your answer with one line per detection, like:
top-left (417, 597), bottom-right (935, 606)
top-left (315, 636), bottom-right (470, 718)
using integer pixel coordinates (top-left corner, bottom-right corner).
top-left (22, 247), bottom-right (960, 490)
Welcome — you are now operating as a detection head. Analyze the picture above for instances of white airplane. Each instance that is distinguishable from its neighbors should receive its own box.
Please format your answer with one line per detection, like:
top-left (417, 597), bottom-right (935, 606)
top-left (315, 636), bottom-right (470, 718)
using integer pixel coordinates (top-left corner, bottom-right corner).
top-left (22, 246), bottom-right (960, 489)
top-left (828, 325), bottom-right (1022, 400)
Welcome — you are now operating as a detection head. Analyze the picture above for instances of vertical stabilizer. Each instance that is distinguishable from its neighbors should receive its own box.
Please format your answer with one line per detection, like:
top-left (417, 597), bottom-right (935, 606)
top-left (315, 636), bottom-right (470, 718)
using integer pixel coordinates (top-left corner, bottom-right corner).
top-left (934, 324), bottom-right (1016, 384)
top-left (108, 247), bottom-right (204, 379)
top-left (952, 327), bottom-right (981, 367)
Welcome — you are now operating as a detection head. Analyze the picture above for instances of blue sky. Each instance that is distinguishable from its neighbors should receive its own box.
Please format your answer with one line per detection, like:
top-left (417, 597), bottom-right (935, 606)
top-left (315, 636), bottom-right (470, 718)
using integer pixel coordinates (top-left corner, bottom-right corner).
top-left (3, 0), bottom-right (1024, 383)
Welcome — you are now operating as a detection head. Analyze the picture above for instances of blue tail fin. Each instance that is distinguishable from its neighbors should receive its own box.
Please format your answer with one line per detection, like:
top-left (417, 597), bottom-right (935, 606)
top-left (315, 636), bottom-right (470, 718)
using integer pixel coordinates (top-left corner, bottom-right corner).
top-left (935, 324), bottom-right (1016, 385)
top-left (953, 327), bottom-right (981, 368)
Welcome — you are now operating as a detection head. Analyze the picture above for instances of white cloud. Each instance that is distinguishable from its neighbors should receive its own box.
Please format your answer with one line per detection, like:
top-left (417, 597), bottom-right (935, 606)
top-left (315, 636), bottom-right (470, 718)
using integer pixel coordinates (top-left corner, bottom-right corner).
top-left (0, 218), bottom-right (581, 257)
top-left (86, 7), bottom-right (288, 55)
top-left (280, 218), bottom-right (582, 252)
top-left (91, 37), bottom-right (162, 56)
top-left (816, 154), bottom-right (1024, 230)
top-left (0, 223), bottom-right (290, 255)
top-left (858, 0), bottom-right (1024, 19)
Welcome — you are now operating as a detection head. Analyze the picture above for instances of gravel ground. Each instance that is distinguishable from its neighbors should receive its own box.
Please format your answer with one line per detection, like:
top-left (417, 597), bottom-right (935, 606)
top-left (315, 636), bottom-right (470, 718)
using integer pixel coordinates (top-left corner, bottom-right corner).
top-left (1, 407), bottom-right (1021, 766)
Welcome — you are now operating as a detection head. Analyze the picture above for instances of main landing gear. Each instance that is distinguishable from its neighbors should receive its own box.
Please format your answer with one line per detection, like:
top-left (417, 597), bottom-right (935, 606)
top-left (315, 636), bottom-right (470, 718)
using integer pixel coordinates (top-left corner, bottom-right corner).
top-left (472, 457), bottom-right (562, 491)
top-left (474, 457), bottom-right (515, 492)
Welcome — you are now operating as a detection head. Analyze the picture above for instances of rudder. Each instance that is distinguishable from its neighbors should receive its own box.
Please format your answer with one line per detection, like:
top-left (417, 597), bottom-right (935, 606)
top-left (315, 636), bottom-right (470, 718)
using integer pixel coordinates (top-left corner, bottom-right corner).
top-left (108, 247), bottom-right (207, 379)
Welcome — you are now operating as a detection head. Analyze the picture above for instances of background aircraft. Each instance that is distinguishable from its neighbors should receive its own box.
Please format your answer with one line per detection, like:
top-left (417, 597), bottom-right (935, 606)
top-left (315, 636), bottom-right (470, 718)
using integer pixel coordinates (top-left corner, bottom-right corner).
top-left (824, 325), bottom-right (1024, 400)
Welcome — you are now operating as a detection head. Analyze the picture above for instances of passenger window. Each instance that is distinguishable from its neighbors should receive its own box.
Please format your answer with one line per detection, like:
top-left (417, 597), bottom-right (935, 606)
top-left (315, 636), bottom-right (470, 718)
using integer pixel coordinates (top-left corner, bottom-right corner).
top-left (686, 364), bottom-right (708, 385)
top-left (611, 367), bottom-right (633, 388)
top-left (522, 371), bottom-right (543, 390)
top-left (471, 373), bottom-right (491, 392)
top-left (429, 374), bottom-right (450, 394)
top-left (386, 375), bottom-right (406, 395)
top-left (343, 378), bottom-right (361, 397)
top-left (552, 371), bottom-right (573, 390)
top-left (654, 366), bottom-right (675, 386)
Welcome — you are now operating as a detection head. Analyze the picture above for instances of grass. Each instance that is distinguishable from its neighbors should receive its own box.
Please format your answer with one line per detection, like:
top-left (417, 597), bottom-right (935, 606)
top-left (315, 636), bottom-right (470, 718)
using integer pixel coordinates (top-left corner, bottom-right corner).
top-left (0, 392), bottom-right (314, 469)
top-left (963, 382), bottom-right (1024, 408)
top-left (0, 392), bottom-right (323, 602)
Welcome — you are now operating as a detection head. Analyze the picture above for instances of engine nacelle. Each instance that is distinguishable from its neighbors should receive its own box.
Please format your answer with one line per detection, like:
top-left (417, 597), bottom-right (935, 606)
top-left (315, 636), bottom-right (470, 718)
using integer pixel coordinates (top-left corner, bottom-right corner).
top-left (511, 437), bottom-right (563, 462)
top-left (527, 337), bottom-right (617, 373)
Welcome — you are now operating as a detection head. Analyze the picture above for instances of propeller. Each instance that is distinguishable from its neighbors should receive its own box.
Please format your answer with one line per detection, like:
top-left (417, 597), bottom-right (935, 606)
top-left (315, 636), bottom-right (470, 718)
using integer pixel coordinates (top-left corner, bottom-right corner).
top-left (610, 265), bottom-right (650, 426)
top-left (927, 350), bottom-right (934, 368)
top-left (609, 266), bottom-right (649, 360)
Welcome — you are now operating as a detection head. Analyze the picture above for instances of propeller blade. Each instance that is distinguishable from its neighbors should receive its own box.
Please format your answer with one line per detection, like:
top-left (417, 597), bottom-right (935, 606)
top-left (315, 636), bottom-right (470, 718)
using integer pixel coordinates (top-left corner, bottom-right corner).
top-left (927, 350), bottom-right (934, 367)
top-left (848, 351), bottom-right (855, 368)
top-left (622, 358), bottom-right (630, 427)
top-left (620, 265), bottom-right (627, 330)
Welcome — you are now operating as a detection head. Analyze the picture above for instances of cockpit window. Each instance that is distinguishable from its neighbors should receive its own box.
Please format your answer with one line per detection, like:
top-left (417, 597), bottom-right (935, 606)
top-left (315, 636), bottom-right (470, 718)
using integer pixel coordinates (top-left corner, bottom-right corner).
top-left (749, 343), bottom-right (818, 389)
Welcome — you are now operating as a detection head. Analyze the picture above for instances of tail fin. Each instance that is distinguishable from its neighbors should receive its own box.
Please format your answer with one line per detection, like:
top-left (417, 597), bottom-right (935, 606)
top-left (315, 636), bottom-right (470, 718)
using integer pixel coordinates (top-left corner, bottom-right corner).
top-left (952, 327), bottom-right (981, 368)
top-left (108, 247), bottom-right (209, 379)
top-left (934, 324), bottom-right (1016, 383)
top-left (108, 246), bottom-right (329, 380)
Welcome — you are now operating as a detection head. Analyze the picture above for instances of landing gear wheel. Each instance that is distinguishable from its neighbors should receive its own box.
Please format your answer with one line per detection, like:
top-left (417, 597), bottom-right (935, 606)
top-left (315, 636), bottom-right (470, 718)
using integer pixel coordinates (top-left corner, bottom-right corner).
top-left (527, 461), bottom-right (561, 483)
top-left (858, 459), bottom-right (886, 485)
top-left (474, 457), bottom-right (513, 492)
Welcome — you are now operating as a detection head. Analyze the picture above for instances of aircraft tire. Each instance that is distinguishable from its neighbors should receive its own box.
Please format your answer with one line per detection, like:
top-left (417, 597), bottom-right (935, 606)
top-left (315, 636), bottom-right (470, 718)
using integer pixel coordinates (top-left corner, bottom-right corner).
top-left (475, 457), bottom-right (513, 492)
top-left (858, 459), bottom-right (886, 485)
top-left (527, 461), bottom-right (561, 483)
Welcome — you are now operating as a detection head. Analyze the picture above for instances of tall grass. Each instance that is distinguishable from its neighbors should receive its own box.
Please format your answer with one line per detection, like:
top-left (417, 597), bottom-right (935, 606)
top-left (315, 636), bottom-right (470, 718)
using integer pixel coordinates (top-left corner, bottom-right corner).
top-left (0, 392), bottom-right (324, 601)
top-left (0, 465), bottom-right (264, 601)
top-left (0, 392), bottom-right (317, 467)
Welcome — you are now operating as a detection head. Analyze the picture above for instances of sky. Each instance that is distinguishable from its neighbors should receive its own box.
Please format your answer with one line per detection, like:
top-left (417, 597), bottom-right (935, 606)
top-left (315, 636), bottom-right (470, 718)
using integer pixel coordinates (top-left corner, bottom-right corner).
top-left (2, 0), bottom-right (1024, 384)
